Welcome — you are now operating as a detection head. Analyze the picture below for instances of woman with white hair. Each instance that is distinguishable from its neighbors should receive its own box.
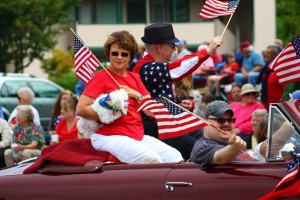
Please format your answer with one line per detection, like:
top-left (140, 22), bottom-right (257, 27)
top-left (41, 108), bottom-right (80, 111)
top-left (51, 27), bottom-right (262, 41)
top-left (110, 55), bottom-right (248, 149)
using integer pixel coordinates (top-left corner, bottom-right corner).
top-left (4, 105), bottom-right (45, 166)
top-left (8, 87), bottom-right (41, 128)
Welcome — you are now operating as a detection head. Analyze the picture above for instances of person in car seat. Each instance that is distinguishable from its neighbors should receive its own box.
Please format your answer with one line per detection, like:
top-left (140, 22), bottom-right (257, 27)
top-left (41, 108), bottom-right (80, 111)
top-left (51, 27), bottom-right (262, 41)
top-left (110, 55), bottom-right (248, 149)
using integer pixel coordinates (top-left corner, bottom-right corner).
top-left (76, 30), bottom-right (183, 164)
top-left (190, 100), bottom-right (247, 166)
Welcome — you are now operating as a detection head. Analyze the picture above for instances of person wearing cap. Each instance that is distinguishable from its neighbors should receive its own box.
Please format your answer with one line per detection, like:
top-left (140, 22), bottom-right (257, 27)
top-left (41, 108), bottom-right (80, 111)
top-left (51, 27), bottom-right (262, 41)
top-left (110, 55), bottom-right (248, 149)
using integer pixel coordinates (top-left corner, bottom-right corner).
top-left (133, 23), bottom-right (223, 160)
top-left (172, 38), bottom-right (192, 61)
top-left (230, 83), bottom-right (264, 139)
top-left (190, 100), bottom-right (247, 166)
top-left (234, 41), bottom-right (265, 86)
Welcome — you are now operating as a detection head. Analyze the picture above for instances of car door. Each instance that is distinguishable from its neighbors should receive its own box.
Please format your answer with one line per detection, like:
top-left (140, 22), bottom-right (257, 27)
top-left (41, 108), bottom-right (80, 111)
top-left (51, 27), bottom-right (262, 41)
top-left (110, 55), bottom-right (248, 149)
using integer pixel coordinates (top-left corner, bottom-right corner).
top-left (163, 162), bottom-right (287, 200)
top-left (0, 163), bottom-right (174, 200)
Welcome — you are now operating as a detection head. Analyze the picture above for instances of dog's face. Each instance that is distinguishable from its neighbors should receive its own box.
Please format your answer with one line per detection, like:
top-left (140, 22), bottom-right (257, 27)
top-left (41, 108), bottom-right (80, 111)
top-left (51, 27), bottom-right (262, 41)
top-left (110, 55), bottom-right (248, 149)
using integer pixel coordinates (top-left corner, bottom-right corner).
top-left (109, 89), bottom-right (129, 115)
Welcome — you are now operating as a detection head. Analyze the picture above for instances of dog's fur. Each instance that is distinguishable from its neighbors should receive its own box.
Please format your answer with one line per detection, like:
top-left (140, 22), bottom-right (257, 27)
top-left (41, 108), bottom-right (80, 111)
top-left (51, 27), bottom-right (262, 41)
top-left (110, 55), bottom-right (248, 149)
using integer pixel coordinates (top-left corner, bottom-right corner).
top-left (77, 89), bottom-right (129, 138)
top-left (77, 117), bottom-right (103, 138)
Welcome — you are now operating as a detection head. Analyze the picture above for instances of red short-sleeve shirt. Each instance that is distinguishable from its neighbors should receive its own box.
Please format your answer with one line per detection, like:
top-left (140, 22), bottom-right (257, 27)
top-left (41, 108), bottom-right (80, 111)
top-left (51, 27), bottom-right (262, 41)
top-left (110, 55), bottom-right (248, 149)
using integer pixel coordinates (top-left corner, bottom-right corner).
top-left (83, 69), bottom-right (150, 141)
top-left (55, 118), bottom-right (78, 142)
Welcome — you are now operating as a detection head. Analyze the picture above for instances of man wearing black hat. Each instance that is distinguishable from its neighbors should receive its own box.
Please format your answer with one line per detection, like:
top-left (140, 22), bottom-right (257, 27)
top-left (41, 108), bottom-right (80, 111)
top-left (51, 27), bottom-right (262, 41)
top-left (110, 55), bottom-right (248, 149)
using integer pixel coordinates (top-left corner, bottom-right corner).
top-left (190, 100), bottom-right (247, 166)
top-left (133, 23), bottom-right (223, 160)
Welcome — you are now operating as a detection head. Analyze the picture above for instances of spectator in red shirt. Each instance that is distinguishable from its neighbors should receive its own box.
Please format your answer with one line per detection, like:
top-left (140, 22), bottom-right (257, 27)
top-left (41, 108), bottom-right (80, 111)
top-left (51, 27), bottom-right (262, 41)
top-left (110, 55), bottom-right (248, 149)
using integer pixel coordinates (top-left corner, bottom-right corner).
top-left (55, 96), bottom-right (80, 142)
top-left (207, 52), bottom-right (240, 97)
top-left (257, 45), bottom-right (283, 110)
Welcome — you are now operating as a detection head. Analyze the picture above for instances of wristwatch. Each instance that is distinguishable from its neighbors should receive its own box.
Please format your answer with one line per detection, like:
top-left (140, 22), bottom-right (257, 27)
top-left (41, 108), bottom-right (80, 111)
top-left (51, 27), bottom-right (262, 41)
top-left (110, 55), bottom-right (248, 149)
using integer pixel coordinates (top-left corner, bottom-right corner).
top-left (137, 95), bottom-right (143, 101)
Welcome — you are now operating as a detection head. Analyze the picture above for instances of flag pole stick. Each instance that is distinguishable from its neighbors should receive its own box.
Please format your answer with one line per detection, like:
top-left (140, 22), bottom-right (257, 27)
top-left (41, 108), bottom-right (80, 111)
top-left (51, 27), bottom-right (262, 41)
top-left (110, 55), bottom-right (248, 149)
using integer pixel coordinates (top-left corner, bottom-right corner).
top-left (162, 97), bottom-right (232, 137)
top-left (220, 13), bottom-right (234, 38)
top-left (70, 28), bottom-right (120, 87)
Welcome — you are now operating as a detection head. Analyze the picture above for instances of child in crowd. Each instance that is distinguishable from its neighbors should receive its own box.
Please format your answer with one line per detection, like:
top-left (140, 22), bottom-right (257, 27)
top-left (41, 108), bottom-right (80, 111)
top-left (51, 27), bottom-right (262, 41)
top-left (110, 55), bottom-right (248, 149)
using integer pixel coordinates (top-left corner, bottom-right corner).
top-left (207, 52), bottom-right (240, 97)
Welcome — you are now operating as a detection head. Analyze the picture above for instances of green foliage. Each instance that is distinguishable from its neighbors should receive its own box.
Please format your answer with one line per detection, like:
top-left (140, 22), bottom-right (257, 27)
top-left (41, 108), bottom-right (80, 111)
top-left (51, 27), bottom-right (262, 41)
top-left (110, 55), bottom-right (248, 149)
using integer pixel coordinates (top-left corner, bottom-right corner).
top-left (276, 0), bottom-right (300, 45)
top-left (0, 0), bottom-right (79, 72)
top-left (41, 48), bottom-right (75, 78)
top-left (41, 48), bottom-right (77, 91)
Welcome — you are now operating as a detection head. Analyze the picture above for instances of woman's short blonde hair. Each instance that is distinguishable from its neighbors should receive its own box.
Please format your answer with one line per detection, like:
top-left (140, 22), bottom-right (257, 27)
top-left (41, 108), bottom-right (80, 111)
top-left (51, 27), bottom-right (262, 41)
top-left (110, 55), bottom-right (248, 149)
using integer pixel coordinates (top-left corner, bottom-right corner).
top-left (18, 87), bottom-right (35, 104)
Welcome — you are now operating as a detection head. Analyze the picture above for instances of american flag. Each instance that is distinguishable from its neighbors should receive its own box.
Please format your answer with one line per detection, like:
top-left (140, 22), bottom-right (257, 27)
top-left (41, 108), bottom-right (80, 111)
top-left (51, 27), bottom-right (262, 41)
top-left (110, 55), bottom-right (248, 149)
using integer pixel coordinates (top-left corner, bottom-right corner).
top-left (73, 34), bottom-right (100, 84)
top-left (53, 116), bottom-right (62, 126)
top-left (259, 153), bottom-right (300, 200)
top-left (268, 35), bottom-right (300, 86)
top-left (137, 98), bottom-right (207, 139)
top-left (199, 0), bottom-right (240, 20)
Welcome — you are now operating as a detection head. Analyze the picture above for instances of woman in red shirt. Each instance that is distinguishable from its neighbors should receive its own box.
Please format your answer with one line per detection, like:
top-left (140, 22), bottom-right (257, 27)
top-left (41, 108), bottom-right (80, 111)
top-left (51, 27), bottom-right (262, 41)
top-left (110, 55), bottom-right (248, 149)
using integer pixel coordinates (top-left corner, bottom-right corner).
top-left (76, 30), bottom-right (183, 164)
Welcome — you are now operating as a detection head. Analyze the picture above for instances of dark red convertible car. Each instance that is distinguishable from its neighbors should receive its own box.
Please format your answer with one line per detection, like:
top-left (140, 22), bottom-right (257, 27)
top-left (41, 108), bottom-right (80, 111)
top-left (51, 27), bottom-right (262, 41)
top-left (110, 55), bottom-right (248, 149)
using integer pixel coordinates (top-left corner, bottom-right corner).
top-left (0, 99), bottom-right (299, 200)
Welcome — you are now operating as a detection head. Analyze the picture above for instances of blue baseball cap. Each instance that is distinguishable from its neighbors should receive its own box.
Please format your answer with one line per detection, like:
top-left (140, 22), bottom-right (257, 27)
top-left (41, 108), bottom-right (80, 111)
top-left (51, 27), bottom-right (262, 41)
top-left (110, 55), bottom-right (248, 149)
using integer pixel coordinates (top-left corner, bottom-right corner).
top-left (292, 90), bottom-right (300, 99)
top-left (175, 38), bottom-right (185, 46)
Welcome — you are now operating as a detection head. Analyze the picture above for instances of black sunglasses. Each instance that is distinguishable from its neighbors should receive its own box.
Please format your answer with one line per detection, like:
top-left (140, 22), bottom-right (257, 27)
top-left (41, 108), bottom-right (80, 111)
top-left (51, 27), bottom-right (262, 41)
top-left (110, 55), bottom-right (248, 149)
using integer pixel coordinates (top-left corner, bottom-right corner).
top-left (111, 51), bottom-right (129, 57)
top-left (162, 43), bottom-right (176, 49)
top-left (244, 92), bottom-right (257, 96)
top-left (207, 117), bottom-right (236, 124)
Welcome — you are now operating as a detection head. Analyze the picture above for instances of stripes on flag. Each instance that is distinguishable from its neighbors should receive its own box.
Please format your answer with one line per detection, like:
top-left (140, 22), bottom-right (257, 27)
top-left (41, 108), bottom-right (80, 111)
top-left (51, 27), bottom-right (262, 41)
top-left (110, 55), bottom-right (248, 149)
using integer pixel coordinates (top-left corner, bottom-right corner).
top-left (259, 155), bottom-right (300, 200)
top-left (198, 0), bottom-right (240, 20)
top-left (268, 35), bottom-right (300, 86)
top-left (137, 98), bottom-right (207, 139)
top-left (73, 35), bottom-right (100, 84)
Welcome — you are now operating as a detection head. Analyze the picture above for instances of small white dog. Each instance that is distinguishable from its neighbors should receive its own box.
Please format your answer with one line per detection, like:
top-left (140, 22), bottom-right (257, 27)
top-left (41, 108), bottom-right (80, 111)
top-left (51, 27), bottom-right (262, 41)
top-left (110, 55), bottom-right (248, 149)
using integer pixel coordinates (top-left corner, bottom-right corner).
top-left (77, 89), bottom-right (128, 138)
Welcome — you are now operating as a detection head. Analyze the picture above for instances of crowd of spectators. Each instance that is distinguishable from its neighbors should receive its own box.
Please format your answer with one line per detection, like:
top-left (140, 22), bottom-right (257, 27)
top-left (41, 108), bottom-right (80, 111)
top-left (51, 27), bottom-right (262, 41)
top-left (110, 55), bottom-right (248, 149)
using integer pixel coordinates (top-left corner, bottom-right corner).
top-left (1, 24), bottom-right (299, 168)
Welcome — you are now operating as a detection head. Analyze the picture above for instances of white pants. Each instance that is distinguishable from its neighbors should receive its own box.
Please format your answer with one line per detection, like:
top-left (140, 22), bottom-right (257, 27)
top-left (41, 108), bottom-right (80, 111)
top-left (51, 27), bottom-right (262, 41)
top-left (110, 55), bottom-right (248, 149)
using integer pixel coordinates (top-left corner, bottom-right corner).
top-left (91, 134), bottom-right (183, 164)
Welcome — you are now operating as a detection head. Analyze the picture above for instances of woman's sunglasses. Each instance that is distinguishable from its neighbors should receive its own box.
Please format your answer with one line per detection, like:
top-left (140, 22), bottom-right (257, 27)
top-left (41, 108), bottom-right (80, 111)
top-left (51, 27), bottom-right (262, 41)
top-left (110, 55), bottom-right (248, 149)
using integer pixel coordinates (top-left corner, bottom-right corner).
top-left (207, 117), bottom-right (236, 124)
top-left (244, 92), bottom-right (257, 96)
top-left (111, 51), bottom-right (129, 57)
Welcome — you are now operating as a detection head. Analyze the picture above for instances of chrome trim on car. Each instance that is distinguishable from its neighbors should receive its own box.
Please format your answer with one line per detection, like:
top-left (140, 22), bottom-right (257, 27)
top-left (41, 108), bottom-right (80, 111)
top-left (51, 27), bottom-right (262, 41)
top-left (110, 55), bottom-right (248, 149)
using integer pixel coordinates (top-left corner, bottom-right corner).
top-left (165, 182), bottom-right (193, 192)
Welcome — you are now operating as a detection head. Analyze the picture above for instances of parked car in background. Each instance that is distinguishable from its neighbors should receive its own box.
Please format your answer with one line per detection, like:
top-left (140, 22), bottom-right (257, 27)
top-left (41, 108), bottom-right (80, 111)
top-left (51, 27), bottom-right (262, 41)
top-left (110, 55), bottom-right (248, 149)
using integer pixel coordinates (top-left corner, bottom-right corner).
top-left (0, 73), bottom-right (64, 130)
top-left (0, 99), bottom-right (299, 199)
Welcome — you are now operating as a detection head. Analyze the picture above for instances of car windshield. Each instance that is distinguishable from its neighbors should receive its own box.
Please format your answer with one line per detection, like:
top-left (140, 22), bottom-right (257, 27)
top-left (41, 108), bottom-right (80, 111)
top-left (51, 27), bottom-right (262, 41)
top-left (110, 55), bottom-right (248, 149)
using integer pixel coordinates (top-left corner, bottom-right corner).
top-left (267, 104), bottom-right (300, 161)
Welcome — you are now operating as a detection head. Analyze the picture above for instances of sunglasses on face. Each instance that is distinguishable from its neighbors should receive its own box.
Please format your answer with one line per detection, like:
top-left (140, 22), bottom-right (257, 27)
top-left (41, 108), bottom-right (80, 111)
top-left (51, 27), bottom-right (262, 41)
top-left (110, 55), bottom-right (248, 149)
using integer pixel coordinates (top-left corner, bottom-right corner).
top-left (162, 43), bottom-right (176, 49)
top-left (207, 117), bottom-right (236, 124)
top-left (110, 51), bottom-right (129, 57)
top-left (244, 92), bottom-right (257, 97)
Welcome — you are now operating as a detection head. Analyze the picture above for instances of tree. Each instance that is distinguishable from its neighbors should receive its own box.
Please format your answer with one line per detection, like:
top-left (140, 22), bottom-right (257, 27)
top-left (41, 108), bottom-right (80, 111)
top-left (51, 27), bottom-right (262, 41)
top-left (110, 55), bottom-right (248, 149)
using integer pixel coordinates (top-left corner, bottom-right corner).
top-left (0, 0), bottom-right (79, 73)
top-left (276, 0), bottom-right (300, 45)
top-left (41, 48), bottom-right (74, 78)
top-left (41, 48), bottom-right (78, 91)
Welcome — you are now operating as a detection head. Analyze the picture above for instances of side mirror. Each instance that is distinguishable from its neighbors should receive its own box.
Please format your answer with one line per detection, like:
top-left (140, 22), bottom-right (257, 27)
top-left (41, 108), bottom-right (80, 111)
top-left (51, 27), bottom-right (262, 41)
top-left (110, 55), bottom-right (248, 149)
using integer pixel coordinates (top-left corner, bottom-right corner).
top-left (280, 144), bottom-right (297, 162)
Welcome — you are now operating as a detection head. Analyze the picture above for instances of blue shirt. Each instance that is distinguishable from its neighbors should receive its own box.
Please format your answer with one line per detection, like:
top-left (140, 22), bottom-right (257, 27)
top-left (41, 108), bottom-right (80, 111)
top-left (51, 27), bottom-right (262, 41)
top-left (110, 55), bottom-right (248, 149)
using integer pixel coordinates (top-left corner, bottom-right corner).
top-left (242, 50), bottom-right (265, 72)
top-left (0, 107), bottom-right (4, 119)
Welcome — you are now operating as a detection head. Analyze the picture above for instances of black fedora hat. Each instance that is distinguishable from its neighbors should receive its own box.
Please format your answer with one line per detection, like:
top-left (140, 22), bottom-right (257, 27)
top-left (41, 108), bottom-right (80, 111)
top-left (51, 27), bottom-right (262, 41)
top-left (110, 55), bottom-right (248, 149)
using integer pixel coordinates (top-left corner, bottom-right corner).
top-left (141, 23), bottom-right (179, 44)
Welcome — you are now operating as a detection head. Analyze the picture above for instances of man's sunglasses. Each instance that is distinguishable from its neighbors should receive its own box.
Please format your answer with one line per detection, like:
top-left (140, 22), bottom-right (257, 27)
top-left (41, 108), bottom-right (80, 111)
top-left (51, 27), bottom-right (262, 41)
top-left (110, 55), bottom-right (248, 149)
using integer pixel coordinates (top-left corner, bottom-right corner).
top-left (162, 43), bottom-right (176, 49)
top-left (111, 51), bottom-right (129, 57)
top-left (207, 117), bottom-right (236, 124)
